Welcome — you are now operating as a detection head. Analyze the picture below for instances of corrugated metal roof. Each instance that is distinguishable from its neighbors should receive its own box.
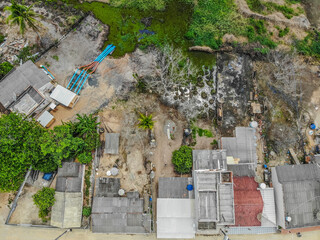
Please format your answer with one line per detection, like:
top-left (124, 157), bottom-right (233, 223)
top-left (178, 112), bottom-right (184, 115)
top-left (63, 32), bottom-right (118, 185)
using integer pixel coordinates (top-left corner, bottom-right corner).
top-left (0, 61), bottom-right (50, 107)
top-left (95, 178), bottom-right (120, 197)
top-left (50, 192), bottom-right (83, 228)
top-left (276, 164), bottom-right (320, 183)
top-left (273, 164), bottom-right (320, 229)
top-left (104, 133), bottom-right (120, 155)
top-left (158, 177), bottom-right (193, 199)
top-left (37, 110), bottom-right (54, 127)
top-left (55, 162), bottom-right (83, 192)
top-left (91, 196), bottom-right (151, 233)
top-left (221, 127), bottom-right (257, 177)
top-left (259, 188), bottom-right (277, 227)
top-left (194, 170), bottom-right (235, 232)
top-left (50, 85), bottom-right (77, 107)
top-left (157, 198), bottom-right (195, 239)
top-left (193, 150), bottom-right (227, 170)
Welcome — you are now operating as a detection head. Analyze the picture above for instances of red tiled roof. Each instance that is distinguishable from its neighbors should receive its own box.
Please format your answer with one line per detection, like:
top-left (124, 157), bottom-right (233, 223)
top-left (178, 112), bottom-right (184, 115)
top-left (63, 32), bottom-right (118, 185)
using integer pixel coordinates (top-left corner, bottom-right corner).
top-left (232, 177), bottom-right (263, 226)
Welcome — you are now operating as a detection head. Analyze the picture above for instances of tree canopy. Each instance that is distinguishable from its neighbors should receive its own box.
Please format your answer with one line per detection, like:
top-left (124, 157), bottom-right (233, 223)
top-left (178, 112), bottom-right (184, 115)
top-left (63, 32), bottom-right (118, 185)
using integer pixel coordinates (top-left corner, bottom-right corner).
top-left (5, 0), bottom-right (40, 35)
top-left (0, 112), bottom-right (100, 192)
top-left (0, 113), bottom-right (51, 191)
top-left (33, 187), bottom-right (55, 222)
top-left (171, 145), bottom-right (193, 173)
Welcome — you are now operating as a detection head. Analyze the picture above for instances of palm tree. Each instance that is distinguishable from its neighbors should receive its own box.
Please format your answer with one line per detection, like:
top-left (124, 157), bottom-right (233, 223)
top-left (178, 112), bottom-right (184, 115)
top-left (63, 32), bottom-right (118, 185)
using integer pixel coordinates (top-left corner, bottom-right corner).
top-left (138, 113), bottom-right (155, 130)
top-left (5, 0), bottom-right (40, 36)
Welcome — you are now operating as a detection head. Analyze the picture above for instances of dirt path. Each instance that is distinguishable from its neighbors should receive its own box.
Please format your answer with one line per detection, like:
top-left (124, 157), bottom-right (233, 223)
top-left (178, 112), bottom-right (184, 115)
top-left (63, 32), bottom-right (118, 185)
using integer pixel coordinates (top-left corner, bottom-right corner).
top-left (235, 0), bottom-right (310, 29)
top-left (1, 224), bottom-right (320, 240)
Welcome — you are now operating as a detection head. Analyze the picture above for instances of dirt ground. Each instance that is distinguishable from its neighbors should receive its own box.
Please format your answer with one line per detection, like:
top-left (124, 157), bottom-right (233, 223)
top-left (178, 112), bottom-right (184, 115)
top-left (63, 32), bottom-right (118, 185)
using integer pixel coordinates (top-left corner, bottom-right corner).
top-left (0, 193), bottom-right (11, 225)
top-left (95, 94), bottom-right (190, 196)
top-left (9, 185), bottom-right (44, 225)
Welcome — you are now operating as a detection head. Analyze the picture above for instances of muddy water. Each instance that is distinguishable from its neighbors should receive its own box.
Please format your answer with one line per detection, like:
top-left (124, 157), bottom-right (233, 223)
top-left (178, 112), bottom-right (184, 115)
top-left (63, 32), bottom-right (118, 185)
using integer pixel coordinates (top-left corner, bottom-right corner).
top-left (303, 0), bottom-right (320, 28)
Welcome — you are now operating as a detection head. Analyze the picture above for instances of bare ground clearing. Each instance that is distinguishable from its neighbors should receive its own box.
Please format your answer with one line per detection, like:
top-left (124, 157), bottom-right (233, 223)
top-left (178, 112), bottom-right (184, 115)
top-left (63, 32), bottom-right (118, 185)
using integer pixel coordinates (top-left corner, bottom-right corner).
top-left (9, 185), bottom-right (43, 225)
top-left (95, 94), bottom-right (189, 197)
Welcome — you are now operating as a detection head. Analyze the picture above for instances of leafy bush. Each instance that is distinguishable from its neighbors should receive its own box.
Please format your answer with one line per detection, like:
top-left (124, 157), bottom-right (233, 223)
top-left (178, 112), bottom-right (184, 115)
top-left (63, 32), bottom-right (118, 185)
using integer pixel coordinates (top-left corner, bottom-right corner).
top-left (186, 0), bottom-right (247, 49)
top-left (16, 46), bottom-right (35, 63)
top-left (0, 113), bottom-right (58, 191)
top-left (246, 0), bottom-right (264, 13)
top-left (33, 187), bottom-right (55, 222)
top-left (246, 0), bottom-right (299, 19)
top-left (0, 62), bottom-right (14, 80)
top-left (138, 113), bottom-right (155, 130)
top-left (172, 145), bottom-right (193, 173)
top-left (0, 33), bottom-right (5, 44)
top-left (83, 206), bottom-right (91, 217)
top-left (51, 55), bottom-right (59, 61)
top-left (73, 113), bottom-right (100, 152)
top-left (295, 31), bottom-right (320, 58)
top-left (136, 79), bottom-right (147, 93)
top-left (278, 26), bottom-right (290, 37)
top-left (247, 19), bottom-right (277, 49)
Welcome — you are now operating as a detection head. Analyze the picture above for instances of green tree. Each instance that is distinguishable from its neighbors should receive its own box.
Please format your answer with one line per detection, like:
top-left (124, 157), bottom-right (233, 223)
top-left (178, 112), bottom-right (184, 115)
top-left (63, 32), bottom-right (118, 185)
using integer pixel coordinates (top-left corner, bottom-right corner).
top-left (138, 113), bottom-right (154, 130)
top-left (73, 113), bottom-right (100, 151)
top-left (40, 124), bottom-right (86, 167)
top-left (5, 0), bottom-right (40, 35)
top-left (0, 62), bottom-right (14, 80)
top-left (0, 113), bottom-right (57, 192)
top-left (171, 145), bottom-right (193, 173)
top-left (33, 187), bottom-right (55, 222)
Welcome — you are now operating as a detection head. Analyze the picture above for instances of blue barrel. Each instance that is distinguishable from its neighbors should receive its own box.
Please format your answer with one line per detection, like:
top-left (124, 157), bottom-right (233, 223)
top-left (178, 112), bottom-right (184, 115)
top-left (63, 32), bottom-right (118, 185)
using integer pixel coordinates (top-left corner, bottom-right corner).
top-left (263, 164), bottom-right (268, 169)
top-left (186, 184), bottom-right (193, 191)
top-left (149, 197), bottom-right (152, 202)
top-left (310, 123), bottom-right (316, 130)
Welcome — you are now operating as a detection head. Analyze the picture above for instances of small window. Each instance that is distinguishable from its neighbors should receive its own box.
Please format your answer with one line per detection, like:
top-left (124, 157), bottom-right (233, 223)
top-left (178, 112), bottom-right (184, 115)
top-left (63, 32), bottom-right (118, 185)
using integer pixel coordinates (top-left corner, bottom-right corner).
top-left (198, 222), bottom-right (216, 230)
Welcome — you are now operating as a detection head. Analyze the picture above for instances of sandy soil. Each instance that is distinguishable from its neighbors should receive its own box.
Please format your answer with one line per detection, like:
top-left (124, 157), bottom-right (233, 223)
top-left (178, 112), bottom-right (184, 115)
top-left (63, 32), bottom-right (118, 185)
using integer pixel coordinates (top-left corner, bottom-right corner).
top-left (95, 94), bottom-right (189, 197)
top-left (9, 185), bottom-right (44, 225)
top-left (0, 193), bottom-right (11, 225)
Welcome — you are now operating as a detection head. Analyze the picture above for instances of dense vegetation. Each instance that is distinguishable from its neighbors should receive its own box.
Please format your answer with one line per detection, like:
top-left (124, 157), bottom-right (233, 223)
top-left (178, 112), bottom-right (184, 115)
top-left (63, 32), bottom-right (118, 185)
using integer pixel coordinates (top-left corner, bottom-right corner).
top-left (172, 145), bottom-right (193, 173)
top-left (0, 112), bottom-right (99, 192)
top-left (295, 31), bottom-right (320, 59)
top-left (246, 0), bottom-right (303, 19)
top-left (32, 187), bottom-right (55, 222)
top-left (76, 1), bottom-right (193, 57)
top-left (247, 18), bottom-right (277, 50)
top-left (0, 62), bottom-right (14, 79)
top-left (186, 0), bottom-right (246, 49)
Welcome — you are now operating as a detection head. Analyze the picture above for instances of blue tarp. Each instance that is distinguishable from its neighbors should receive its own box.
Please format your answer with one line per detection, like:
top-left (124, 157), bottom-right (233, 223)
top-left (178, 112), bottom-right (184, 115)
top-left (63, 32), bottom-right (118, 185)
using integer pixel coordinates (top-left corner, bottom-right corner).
top-left (43, 172), bottom-right (53, 181)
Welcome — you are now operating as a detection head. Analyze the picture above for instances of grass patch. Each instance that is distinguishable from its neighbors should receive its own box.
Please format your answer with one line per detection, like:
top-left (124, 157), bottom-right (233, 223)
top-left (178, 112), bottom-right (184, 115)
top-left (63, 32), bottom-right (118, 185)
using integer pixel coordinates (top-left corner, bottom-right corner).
top-left (247, 18), bottom-right (277, 49)
top-left (276, 26), bottom-right (290, 37)
top-left (191, 122), bottom-right (214, 139)
top-left (246, 0), bottom-right (301, 19)
top-left (51, 55), bottom-right (59, 61)
top-left (76, 1), bottom-right (193, 56)
top-left (295, 31), bottom-right (320, 59)
top-left (73, 0), bottom-right (216, 67)
top-left (186, 0), bottom-right (247, 50)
